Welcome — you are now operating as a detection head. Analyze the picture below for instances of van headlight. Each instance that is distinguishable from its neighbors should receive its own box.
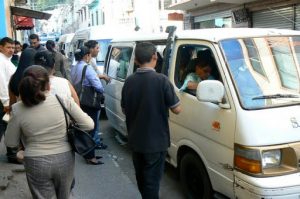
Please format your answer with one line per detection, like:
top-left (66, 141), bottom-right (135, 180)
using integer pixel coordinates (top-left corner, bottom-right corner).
top-left (234, 144), bottom-right (298, 177)
top-left (262, 149), bottom-right (281, 169)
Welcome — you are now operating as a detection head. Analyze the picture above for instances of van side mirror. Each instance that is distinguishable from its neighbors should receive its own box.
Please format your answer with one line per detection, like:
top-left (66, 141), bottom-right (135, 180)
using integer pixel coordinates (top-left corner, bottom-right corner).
top-left (196, 80), bottom-right (225, 104)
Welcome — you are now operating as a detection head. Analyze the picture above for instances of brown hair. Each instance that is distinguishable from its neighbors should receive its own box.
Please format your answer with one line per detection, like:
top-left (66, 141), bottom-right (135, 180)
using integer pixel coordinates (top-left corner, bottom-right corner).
top-left (194, 58), bottom-right (210, 69)
top-left (19, 65), bottom-right (49, 107)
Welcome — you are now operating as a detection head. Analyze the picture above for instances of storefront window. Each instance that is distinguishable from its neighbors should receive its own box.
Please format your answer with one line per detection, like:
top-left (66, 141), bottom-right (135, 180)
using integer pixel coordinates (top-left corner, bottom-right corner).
top-left (196, 17), bottom-right (232, 29)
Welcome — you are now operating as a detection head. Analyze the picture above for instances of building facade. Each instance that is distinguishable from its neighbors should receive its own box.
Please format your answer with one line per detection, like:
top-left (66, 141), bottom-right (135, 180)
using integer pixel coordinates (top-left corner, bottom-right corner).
top-left (1, 0), bottom-right (14, 38)
top-left (169, 0), bottom-right (300, 30)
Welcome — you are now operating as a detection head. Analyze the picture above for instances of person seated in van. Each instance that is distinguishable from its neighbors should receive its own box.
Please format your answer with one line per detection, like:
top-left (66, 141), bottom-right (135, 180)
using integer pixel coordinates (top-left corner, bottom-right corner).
top-left (178, 46), bottom-right (195, 83)
top-left (108, 47), bottom-right (121, 79)
top-left (179, 58), bottom-right (213, 95)
top-left (117, 49), bottom-right (132, 79)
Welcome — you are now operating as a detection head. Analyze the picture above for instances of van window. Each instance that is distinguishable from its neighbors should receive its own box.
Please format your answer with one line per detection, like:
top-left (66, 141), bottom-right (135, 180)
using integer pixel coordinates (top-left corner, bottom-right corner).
top-left (268, 38), bottom-right (299, 90)
top-left (175, 44), bottom-right (220, 95)
top-left (133, 44), bottom-right (165, 73)
top-left (96, 39), bottom-right (111, 63)
top-left (220, 36), bottom-right (300, 109)
top-left (77, 40), bottom-right (85, 49)
top-left (243, 38), bottom-right (266, 77)
top-left (107, 46), bottom-right (133, 80)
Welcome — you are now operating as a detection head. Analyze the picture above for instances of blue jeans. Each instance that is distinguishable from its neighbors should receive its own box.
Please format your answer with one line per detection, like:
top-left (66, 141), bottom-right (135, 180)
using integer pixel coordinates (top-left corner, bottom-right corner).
top-left (81, 105), bottom-right (100, 159)
top-left (132, 151), bottom-right (167, 199)
top-left (93, 110), bottom-right (101, 145)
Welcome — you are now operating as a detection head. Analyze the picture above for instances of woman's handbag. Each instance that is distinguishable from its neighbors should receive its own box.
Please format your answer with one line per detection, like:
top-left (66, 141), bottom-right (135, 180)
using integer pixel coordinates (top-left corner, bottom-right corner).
top-left (56, 95), bottom-right (96, 156)
top-left (75, 65), bottom-right (103, 110)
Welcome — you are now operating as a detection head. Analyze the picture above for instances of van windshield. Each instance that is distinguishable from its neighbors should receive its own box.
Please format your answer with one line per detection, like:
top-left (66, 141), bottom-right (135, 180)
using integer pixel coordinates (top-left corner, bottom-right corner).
top-left (220, 36), bottom-right (300, 109)
top-left (96, 39), bottom-right (111, 63)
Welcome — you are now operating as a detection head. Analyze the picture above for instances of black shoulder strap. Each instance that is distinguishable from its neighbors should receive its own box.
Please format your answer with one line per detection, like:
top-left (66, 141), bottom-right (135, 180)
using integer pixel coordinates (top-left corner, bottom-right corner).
top-left (55, 95), bottom-right (77, 124)
top-left (80, 65), bottom-right (88, 86)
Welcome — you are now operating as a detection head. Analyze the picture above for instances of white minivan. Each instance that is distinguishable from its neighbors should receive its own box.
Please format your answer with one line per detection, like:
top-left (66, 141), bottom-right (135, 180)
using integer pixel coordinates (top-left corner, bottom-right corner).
top-left (104, 28), bottom-right (300, 198)
top-left (58, 33), bottom-right (75, 59)
top-left (71, 25), bottom-right (132, 74)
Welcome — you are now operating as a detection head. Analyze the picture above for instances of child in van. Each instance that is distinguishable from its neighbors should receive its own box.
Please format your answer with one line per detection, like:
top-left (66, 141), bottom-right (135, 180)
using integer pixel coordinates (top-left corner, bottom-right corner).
top-left (179, 58), bottom-right (213, 95)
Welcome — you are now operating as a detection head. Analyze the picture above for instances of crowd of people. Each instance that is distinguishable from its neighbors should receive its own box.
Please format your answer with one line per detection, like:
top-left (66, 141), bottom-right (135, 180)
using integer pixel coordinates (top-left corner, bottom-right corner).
top-left (0, 34), bottom-right (182, 199)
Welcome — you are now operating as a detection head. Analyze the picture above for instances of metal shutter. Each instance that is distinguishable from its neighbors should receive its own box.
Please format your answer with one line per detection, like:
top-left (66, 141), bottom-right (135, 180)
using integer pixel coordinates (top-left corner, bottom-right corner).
top-left (296, 4), bottom-right (300, 30)
top-left (252, 6), bottom-right (293, 29)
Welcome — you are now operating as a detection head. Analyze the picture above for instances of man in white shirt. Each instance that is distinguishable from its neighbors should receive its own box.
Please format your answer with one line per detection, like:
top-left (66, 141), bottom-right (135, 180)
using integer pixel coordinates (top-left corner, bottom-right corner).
top-left (0, 37), bottom-right (16, 140)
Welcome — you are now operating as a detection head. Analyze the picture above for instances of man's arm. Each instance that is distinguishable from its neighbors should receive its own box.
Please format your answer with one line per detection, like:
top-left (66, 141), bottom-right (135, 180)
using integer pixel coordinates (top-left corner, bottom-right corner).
top-left (165, 78), bottom-right (182, 115)
top-left (171, 104), bottom-right (181, 115)
top-left (0, 75), bottom-right (9, 108)
top-left (98, 74), bottom-right (111, 83)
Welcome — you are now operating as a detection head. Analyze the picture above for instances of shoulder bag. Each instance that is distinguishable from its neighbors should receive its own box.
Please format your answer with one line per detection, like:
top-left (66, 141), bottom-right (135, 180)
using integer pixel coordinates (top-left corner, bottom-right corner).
top-left (75, 65), bottom-right (103, 109)
top-left (56, 95), bottom-right (96, 156)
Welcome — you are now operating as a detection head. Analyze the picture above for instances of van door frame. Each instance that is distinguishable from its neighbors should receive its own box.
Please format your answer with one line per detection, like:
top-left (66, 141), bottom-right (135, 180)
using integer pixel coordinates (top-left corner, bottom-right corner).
top-left (104, 42), bottom-right (136, 137)
top-left (167, 39), bottom-right (236, 198)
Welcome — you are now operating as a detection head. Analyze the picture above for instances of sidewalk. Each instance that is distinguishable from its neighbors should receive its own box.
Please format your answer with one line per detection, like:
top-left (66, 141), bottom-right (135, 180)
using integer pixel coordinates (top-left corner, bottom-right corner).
top-left (0, 138), bottom-right (141, 199)
top-left (0, 139), bottom-right (31, 199)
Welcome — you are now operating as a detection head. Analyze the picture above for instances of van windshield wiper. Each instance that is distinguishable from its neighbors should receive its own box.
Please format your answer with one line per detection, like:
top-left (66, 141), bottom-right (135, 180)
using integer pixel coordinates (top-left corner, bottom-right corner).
top-left (252, 94), bottom-right (300, 100)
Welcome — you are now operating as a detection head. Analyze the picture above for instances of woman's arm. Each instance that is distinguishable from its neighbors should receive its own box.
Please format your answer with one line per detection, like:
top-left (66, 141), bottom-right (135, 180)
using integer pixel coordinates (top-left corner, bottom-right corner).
top-left (68, 81), bottom-right (80, 105)
top-left (4, 106), bottom-right (21, 148)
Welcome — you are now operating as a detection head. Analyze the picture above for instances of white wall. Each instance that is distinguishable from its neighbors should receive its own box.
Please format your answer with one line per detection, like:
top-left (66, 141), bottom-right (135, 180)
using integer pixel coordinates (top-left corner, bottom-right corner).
top-left (134, 0), bottom-right (160, 33)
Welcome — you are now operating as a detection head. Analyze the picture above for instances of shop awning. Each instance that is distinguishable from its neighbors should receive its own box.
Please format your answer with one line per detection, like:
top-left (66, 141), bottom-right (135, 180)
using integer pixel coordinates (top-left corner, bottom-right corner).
top-left (14, 16), bottom-right (34, 30)
top-left (168, 0), bottom-right (256, 11)
top-left (10, 6), bottom-right (51, 20)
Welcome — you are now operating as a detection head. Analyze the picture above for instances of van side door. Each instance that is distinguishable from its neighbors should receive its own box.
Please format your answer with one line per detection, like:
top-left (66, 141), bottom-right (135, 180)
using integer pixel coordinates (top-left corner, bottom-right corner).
top-left (104, 42), bottom-right (135, 137)
top-left (168, 40), bottom-right (236, 198)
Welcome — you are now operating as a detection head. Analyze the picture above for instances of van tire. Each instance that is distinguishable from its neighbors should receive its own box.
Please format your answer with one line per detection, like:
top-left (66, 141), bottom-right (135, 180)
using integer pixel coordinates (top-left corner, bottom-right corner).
top-left (180, 153), bottom-right (213, 199)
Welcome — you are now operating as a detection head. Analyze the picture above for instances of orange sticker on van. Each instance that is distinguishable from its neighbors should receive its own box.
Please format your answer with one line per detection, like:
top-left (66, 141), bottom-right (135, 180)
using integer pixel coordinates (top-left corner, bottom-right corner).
top-left (212, 121), bottom-right (220, 132)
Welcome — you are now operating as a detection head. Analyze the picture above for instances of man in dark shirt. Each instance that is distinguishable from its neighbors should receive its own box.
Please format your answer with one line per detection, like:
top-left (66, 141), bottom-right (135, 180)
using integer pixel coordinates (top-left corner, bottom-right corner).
top-left (29, 33), bottom-right (45, 52)
top-left (121, 42), bottom-right (181, 199)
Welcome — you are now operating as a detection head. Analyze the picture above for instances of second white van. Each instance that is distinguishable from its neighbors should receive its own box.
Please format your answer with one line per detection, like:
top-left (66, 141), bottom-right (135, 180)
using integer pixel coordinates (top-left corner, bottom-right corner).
top-left (104, 28), bottom-right (300, 199)
top-left (71, 25), bottom-right (133, 74)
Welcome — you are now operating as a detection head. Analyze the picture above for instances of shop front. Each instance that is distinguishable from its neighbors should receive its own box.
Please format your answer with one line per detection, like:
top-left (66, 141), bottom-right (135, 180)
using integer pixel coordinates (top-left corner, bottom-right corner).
top-left (168, 0), bottom-right (300, 30)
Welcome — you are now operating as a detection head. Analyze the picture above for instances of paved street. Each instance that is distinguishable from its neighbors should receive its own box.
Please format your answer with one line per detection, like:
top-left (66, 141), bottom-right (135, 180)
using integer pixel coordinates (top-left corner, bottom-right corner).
top-left (0, 113), bottom-right (185, 199)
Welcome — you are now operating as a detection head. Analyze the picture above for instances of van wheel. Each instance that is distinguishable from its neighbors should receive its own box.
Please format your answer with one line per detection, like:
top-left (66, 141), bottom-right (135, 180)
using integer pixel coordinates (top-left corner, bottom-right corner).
top-left (180, 153), bottom-right (213, 199)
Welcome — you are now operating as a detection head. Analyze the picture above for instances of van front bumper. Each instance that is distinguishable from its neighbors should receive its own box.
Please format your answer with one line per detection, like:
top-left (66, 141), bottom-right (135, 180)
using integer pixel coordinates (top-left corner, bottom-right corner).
top-left (234, 171), bottom-right (300, 199)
